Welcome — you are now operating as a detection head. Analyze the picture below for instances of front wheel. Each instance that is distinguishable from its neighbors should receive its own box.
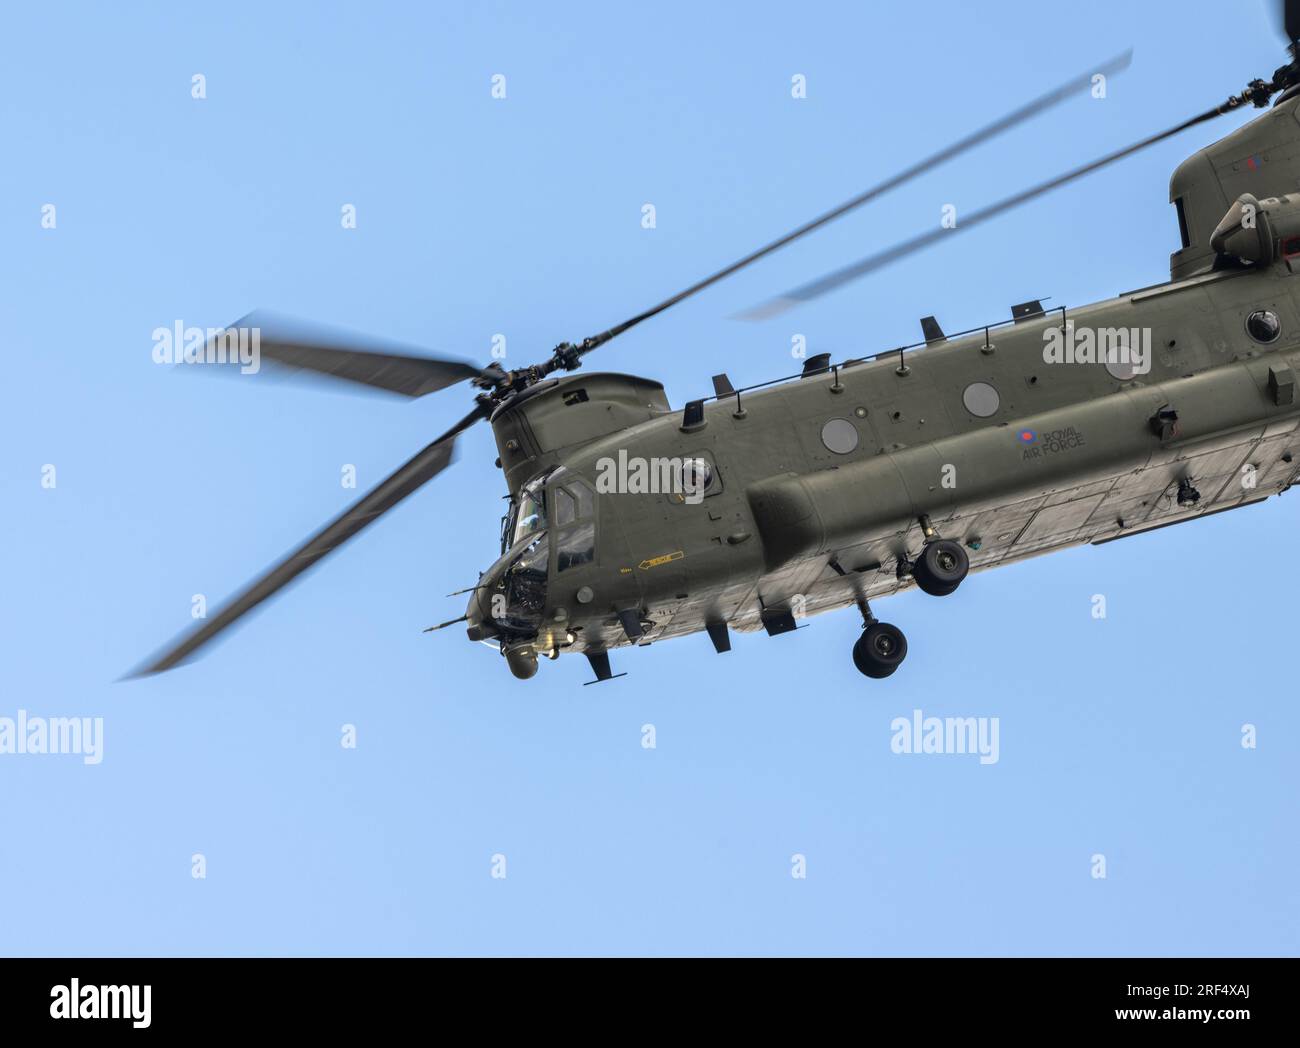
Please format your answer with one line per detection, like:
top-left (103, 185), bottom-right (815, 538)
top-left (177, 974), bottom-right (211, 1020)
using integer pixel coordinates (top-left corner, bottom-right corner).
top-left (912, 539), bottom-right (969, 597)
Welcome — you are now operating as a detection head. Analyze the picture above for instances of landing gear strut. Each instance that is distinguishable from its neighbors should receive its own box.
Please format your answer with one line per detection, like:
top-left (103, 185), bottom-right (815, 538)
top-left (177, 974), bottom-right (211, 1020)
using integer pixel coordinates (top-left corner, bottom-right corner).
top-left (852, 598), bottom-right (908, 679)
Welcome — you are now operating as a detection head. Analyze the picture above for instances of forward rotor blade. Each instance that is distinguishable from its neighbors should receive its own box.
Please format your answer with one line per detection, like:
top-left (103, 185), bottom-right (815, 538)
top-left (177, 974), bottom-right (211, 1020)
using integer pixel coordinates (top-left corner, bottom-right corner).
top-left (208, 311), bottom-right (490, 398)
top-left (739, 103), bottom-right (1231, 318)
top-left (574, 50), bottom-right (1132, 355)
top-left (1284, 0), bottom-right (1300, 45)
top-left (127, 403), bottom-right (489, 678)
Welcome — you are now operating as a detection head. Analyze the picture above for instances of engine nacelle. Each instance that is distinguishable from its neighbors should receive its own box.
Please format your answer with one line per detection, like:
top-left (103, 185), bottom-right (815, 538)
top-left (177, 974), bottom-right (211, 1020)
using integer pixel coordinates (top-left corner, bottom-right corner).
top-left (1210, 192), bottom-right (1300, 264)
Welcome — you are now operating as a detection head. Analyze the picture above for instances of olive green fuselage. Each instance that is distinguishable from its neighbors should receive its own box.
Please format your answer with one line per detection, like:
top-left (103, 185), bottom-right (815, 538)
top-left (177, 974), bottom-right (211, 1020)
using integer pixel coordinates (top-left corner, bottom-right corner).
top-left (467, 98), bottom-right (1300, 668)
top-left (470, 260), bottom-right (1300, 662)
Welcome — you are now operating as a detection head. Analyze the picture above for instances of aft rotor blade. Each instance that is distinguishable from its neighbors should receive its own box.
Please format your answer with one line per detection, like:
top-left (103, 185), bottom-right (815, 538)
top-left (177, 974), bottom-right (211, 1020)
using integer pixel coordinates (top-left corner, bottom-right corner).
top-left (739, 103), bottom-right (1231, 318)
top-left (209, 310), bottom-right (490, 397)
top-left (126, 404), bottom-right (489, 678)
top-left (574, 50), bottom-right (1132, 354)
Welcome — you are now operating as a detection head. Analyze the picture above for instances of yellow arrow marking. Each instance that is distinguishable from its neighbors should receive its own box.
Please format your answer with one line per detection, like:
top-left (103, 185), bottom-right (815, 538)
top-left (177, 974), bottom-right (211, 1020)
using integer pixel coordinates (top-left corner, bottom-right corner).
top-left (638, 550), bottom-right (684, 570)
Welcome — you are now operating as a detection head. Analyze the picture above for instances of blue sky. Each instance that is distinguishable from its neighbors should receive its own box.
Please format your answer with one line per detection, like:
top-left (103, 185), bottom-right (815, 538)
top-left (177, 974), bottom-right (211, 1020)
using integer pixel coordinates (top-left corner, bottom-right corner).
top-left (1, 0), bottom-right (1296, 956)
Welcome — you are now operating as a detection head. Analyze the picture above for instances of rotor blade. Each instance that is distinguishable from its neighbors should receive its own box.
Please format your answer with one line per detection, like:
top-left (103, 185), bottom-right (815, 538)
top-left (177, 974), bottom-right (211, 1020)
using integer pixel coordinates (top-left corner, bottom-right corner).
top-left (1284, 0), bottom-right (1300, 44)
top-left (126, 403), bottom-right (489, 678)
top-left (739, 103), bottom-right (1232, 319)
top-left (205, 310), bottom-right (490, 397)
top-left (573, 50), bottom-right (1132, 355)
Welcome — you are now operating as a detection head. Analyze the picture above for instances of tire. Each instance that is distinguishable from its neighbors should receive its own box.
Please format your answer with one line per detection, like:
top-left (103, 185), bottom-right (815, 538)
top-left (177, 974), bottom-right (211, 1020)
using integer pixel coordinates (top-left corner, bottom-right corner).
top-left (912, 539), bottom-right (969, 597)
top-left (852, 622), bottom-right (908, 678)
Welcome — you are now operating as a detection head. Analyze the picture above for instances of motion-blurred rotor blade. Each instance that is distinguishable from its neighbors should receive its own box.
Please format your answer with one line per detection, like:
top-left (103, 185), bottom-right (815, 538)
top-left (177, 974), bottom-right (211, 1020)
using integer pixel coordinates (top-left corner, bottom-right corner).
top-left (569, 50), bottom-right (1132, 357)
top-left (1284, 0), bottom-right (1300, 45)
top-left (208, 310), bottom-right (492, 397)
top-left (739, 103), bottom-right (1234, 318)
top-left (126, 403), bottom-right (490, 678)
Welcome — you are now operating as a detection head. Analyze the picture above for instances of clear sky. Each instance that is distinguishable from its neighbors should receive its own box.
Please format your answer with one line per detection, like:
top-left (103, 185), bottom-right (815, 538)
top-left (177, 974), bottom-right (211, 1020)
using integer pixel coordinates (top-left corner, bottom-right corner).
top-left (1, 0), bottom-right (1296, 956)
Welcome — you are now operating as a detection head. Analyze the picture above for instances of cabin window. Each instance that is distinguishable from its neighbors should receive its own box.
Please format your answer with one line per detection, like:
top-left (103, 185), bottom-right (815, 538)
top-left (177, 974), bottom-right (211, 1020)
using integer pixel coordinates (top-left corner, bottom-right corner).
top-left (820, 418), bottom-right (859, 455)
top-left (1247, 309), bottom-right (1281, 344)
top-left (680, 457), bottom-right (714, 492)
top-left (962, 381), bottom-right (1001, 418)
top-left (1104, 357), bottom-right (1140, 381)
top-left (672, 452), bottom-right (723, 499)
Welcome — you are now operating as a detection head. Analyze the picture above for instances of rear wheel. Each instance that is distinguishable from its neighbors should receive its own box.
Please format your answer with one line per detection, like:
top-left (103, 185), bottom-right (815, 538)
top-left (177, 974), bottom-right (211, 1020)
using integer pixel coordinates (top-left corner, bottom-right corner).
top-left (852, 622), bottom-right (908, 678)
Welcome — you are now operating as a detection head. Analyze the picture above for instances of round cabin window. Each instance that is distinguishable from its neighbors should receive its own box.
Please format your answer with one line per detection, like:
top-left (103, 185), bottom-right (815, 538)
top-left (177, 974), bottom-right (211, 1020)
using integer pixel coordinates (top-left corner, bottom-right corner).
top-left (1246, 309), bottom-right (1281, 344)
top-left (1094, 327), bottom-right (1143, 381)
top-left (821, 418), bottom-right (859, 454)
top-left (962, 382), bottom-right (1000, 418)
top-left (678, 457), bottom-right (713, 494)
top-left (1104, 356), bottom-right (1140, 381)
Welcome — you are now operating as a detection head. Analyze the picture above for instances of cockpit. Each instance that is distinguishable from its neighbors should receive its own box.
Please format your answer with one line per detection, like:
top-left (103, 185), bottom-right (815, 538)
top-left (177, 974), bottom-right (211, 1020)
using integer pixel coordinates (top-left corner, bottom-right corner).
top-left (504, 478), bottom-right (548, 551)
top-left (480, 469), bottom-right (597, 644)
top-left (501, 469), bottom-right (596, 557)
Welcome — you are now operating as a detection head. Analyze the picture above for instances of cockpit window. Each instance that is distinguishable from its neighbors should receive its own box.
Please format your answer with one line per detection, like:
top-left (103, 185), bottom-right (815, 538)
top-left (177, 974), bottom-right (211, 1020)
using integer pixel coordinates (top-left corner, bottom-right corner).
top-left (509, 481), bottom-right (547, 548)
top-left (571, 481), bottom-right (594, 519)
top-left (514, 531), bottom-right (549, 574)
top-left (554, 487), bottom-right (577, 526)
top-left (497, 531), bottom-right (548, 635)
top-left (552, 483), bottom-right (593, 526)
top-left (500, 471), bottom-right (595, 565)
top-left (551, 477), bottom-right (596, 573)
top-left (556, 522), bottom-right (594, 572)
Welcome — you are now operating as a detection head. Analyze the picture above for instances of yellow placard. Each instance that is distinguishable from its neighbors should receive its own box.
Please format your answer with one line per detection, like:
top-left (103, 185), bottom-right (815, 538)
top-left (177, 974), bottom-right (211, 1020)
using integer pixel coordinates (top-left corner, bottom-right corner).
top-left (638, 550), bottom-right (684, 570)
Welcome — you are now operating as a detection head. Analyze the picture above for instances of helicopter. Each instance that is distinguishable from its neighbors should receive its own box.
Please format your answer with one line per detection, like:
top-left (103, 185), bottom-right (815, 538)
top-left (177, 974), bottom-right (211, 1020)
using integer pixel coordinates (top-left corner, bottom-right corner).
top-left (133, 1), bottom-right (1300, 684)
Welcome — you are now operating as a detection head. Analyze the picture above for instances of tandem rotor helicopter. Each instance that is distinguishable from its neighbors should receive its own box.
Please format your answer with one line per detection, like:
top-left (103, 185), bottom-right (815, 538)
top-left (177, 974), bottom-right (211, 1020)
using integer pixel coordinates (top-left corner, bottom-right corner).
top-left (135, 1), bottom-right (1300, 683)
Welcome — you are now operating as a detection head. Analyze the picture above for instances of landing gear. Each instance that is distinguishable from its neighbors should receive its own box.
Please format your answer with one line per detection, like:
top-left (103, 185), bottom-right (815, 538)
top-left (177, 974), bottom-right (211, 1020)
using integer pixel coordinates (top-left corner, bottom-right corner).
top-left (853, 622), bottom-right (908, 678)
top-left (911, 538), bottom-right (969, 597)
top-left (852, 598), bottom-right (908, 678)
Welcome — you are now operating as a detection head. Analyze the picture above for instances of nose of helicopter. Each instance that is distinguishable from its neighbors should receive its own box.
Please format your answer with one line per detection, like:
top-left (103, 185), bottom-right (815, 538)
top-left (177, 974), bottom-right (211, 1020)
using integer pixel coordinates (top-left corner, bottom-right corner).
top-left (463, 533), bottom-right (550, 643)
top-left (464, 569), bottom-right (501, 641)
